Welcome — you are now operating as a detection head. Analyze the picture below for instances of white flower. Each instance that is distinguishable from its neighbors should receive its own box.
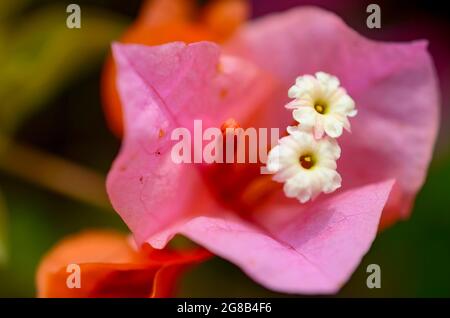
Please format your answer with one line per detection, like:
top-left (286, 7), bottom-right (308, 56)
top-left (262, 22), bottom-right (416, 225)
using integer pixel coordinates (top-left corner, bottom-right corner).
top-left (266, 127), bottom-right (342, 203)
top-left (286, 72), bottom-right (357, 139)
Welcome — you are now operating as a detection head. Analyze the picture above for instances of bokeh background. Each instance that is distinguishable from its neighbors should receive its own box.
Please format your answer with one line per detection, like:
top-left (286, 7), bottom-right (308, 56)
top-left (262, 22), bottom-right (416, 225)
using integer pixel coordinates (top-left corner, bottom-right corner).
top-left (0, 0), bottom-right (449, 297)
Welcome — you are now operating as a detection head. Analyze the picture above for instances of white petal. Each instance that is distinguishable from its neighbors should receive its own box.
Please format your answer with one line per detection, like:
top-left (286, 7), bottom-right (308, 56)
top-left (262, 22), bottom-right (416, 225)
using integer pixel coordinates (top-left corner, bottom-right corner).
top-left (318, 137), bottom-right (341, 160)
top-left (348, 109), bottom-right (358, 117)
top-left (324, 116), bottom-right (344, 138)
top-left (315, 72), bottom-right (340, 90)
top-left (293, 107), bottom-right (316, 128)
top-left (288, 85), bottom-right (301, 99)
top-left (266, 145), bottom-right (282, 172)
top-left (321, 169), bottom-right (342, 193)
top-left (273, 165), bottom-right (301, 182)
top-left (285, 99), bottom-right (301, 109)
top-left (313, 120), bottom-right (325, 139)
top-left (283, 178), bottom-right (301, 198)
top-left (333, 94), bottom-right (356, 115)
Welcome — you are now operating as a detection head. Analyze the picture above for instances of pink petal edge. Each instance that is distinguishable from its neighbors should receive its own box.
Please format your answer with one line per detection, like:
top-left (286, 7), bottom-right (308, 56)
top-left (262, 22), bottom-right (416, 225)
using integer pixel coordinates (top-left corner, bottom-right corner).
top-left (149, 180), bottom-right (394, 294)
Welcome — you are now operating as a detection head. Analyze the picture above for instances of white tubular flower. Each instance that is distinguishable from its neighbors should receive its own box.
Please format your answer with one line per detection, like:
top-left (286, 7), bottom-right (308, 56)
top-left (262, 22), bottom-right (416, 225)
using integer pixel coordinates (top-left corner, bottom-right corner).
top-left (266, 127), bottom-right (342, 203)
top-left (286, 72), bottom-right (357, 139)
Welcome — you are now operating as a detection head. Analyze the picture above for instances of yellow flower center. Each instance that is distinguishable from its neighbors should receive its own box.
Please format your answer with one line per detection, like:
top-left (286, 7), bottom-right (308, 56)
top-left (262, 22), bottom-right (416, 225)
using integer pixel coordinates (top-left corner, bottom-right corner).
top-left (314, 101), bottom-right (327, 114)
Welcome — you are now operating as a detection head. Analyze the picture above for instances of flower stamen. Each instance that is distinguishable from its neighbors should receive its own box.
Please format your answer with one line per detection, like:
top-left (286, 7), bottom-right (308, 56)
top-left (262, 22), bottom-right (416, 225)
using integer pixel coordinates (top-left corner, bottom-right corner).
top-left (300, 154), bottom-right (315, 169)
top-left (314, 103), bottom-right (326, 114)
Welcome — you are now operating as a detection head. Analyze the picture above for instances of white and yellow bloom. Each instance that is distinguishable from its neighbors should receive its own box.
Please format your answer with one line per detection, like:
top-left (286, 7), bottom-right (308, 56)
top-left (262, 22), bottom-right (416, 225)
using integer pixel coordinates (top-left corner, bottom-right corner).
top-left (286, 72), bottom-right (357, 139)
top-left (266, 127), bottom-right (342, 203)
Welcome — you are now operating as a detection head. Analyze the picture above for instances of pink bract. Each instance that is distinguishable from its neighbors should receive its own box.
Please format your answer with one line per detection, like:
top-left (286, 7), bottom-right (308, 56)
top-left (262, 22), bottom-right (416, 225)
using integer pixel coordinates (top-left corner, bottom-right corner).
top-left (107, 7), bottom-right (439, 294)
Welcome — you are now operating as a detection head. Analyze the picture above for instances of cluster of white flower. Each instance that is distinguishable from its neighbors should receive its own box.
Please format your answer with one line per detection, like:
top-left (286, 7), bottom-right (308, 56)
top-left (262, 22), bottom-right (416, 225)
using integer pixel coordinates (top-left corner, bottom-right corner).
top-left (266, 72), bottom-right (357, 203)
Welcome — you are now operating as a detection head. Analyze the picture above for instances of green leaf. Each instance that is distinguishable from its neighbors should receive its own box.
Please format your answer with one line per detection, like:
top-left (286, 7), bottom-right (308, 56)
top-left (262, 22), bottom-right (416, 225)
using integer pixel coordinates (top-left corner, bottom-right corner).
top-left (0, 4), bottom-right (128, 133)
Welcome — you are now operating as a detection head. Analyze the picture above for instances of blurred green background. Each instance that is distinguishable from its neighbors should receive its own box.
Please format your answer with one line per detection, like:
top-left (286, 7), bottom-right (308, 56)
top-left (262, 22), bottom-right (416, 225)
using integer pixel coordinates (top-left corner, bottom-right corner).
top-left (0, 0), bottom-right (449, 297)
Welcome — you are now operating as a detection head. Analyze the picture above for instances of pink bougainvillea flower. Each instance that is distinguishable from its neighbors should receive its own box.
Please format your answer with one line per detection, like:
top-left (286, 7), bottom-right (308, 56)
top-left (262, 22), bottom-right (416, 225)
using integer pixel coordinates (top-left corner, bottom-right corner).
top-left (107, 7), bottom-right (439, 294)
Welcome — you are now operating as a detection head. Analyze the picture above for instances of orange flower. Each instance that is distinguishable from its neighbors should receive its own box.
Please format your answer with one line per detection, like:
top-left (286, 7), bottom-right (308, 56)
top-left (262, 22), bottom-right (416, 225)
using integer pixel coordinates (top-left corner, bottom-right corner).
top-left (101, 0), bottom-right (249, 137)
top-left (36, 230), bottom-right (211, 298)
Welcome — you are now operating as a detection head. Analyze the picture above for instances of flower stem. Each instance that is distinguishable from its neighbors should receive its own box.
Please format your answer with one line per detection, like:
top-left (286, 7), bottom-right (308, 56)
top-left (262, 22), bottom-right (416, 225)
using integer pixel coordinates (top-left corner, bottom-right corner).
top-left (0, 135), bottom-right (112, 211)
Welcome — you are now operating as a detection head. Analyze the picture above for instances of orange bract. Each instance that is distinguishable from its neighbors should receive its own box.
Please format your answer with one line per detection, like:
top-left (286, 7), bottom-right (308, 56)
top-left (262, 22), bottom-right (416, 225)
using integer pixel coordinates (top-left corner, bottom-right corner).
top-left (36, 230), bottom-right (211, 298)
